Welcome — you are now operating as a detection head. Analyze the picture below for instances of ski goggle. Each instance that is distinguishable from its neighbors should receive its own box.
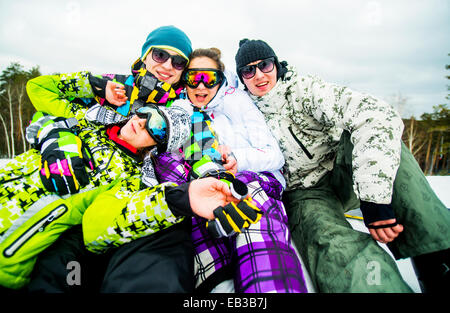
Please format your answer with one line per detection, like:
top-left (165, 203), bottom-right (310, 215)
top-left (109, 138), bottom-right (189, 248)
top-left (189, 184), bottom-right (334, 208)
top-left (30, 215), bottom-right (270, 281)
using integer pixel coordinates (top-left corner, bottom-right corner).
top-left (136, 105), bottom-right (168, 145)
top-left (183, 69), bottom-right (224, 89)
top-left (151, 48), bottom-right (188, 71)
top-left (239, 57), bottom-right (275, 79)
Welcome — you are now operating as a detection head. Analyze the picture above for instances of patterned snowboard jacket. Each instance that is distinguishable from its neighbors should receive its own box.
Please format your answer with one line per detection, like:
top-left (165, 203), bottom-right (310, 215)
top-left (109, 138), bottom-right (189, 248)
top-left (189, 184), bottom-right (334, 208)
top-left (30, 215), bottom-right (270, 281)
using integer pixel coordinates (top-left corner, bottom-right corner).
top-left (0, 72), bottom-right (182, 289)
top-left (249, 66), bottom-right (404, 204)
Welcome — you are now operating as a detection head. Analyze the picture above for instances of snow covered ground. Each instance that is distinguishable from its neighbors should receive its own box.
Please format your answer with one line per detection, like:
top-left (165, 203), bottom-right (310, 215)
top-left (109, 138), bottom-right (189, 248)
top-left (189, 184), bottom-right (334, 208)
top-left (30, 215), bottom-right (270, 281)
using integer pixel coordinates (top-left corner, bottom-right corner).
top-left (424, 176), bottom-right (450, 209)
top-left (0, 159), bottom-right (448, 293)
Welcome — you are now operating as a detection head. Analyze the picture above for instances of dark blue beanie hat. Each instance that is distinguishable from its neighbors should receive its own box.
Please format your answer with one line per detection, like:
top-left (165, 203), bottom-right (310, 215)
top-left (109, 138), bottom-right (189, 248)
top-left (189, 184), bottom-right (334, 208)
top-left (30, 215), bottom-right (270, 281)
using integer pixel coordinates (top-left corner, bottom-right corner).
top-left (141, 25), bottom-right (192, 61)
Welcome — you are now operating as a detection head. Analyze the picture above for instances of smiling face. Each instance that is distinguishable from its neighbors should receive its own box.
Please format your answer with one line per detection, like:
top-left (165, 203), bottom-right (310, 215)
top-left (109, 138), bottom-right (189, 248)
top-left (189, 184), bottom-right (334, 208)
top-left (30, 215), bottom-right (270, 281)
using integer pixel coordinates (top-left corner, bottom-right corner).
top-left (143, 48), bottom-right (184, 85)
top-left (186, 56), bottom-right (221, 108)
top-left (242, 59), bottom-right (278, 97)
top-left (118, 115), bottom-right (156, 150)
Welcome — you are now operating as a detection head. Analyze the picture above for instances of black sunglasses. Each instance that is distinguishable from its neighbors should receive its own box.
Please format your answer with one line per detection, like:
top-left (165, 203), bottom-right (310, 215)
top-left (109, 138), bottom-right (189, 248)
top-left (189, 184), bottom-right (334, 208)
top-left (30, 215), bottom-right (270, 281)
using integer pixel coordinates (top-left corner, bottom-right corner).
top-left (239, 57), bottom-right (275, 79)
top-left (151, 48), bottom-right (188, 71)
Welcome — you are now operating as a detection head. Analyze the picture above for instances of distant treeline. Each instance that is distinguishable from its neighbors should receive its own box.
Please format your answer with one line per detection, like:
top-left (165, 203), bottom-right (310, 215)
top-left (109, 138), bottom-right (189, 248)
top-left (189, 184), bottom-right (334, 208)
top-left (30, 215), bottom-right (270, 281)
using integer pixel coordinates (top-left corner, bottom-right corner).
top-left (0, 62), bottom-right (449, 175)
top-left (402, 106), bottom-right (449, 175)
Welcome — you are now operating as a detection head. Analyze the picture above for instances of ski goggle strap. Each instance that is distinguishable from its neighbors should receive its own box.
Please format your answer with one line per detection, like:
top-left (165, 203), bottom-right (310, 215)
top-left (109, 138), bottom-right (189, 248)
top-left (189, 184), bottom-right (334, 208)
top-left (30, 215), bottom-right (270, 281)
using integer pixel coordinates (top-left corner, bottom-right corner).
top-left (136, 106), bottom-right (168, 145)
top-left (183, 69), bottom-right (224, 89)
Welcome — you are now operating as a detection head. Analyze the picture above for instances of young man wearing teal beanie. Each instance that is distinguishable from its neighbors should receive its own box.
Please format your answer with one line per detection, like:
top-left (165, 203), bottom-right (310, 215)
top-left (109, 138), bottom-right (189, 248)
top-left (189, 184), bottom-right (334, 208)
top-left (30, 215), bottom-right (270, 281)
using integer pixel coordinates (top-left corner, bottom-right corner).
top-left (82, 25), bottom-right (193, 130)
top-left (139, 25), bottom-right (192, 86)
top-left (87, 24), bottom-right (193, 115)
top-left (141, 25), bottom-right (192, 64)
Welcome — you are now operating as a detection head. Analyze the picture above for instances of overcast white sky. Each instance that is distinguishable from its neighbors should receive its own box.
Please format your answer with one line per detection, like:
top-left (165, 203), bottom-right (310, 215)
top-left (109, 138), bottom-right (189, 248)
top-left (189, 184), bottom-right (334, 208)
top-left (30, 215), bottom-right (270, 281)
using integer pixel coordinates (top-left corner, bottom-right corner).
top-left (0, 0), bottom-right (449, 118)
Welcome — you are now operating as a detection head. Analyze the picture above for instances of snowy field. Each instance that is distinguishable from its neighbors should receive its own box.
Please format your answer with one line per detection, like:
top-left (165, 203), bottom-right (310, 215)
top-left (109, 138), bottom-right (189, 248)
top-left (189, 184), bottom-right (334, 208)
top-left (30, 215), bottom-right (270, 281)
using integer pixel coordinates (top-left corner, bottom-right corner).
top-left (1, 159), bottom-right (448, 293)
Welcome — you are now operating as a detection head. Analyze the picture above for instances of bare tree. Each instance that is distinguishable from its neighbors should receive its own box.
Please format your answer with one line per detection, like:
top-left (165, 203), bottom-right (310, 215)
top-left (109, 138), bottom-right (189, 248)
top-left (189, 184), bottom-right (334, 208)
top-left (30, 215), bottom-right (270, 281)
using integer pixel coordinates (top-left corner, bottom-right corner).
top-left (17, 82), bottom-right (27, 152)
top-left (0, 62), bottom-right (41, 157)
top-left (0, 111), bottom-right (11, 157)
top-left (4, 85), bottom-right (15, 157)
top-left (404, 116), bottom-right (427, 158)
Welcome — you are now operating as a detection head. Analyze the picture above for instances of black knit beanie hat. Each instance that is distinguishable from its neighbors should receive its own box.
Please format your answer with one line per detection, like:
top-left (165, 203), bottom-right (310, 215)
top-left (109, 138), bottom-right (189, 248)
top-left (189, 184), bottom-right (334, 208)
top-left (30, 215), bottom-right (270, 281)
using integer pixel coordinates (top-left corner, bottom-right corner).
top-left (235, 38), bottom-right (287, 84)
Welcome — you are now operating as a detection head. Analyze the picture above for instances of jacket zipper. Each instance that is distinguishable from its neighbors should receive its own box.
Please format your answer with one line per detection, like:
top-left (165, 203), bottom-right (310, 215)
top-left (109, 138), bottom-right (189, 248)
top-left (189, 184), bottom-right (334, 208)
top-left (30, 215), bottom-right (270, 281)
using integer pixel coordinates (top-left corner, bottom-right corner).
top-left (3, 205), bottom-right (68, 258)
top-left (288, 126), bottom-right (314, 160)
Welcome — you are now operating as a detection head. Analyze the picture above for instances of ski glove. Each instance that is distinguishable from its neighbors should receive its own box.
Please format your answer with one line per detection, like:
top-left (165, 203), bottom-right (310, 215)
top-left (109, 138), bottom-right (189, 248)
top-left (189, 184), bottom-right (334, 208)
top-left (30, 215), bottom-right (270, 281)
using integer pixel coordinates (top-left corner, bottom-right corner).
top-left (189, 157), bottom-right (248, 200)
top-left (207, 198), bottom-right (263, 238)
top-left (39, 130), bottom-right (94, 196)
top-left (26, 112), bottom-right (79, 148)
top-left (25, 112), bottom-right (93, 195)
top-left (360, 201), bottom-right (397, 229)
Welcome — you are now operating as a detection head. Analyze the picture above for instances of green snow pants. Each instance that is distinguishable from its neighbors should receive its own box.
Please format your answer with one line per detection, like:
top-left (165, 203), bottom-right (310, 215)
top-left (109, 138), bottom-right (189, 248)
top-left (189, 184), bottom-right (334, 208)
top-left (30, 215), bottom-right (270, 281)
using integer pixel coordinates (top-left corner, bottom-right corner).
top-left (283, 131), bottom-right (450, 293)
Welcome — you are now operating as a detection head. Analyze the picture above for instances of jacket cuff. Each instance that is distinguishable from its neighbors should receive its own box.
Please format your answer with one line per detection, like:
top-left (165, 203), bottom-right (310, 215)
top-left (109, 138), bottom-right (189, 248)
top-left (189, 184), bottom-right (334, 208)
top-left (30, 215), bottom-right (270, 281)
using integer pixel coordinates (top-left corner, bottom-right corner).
top-left (359, 201), bottom-right (396, 227)
top-left (88, 74), bottom-right (108, 99)
top-left (165, 183), bottom-right (194, 217)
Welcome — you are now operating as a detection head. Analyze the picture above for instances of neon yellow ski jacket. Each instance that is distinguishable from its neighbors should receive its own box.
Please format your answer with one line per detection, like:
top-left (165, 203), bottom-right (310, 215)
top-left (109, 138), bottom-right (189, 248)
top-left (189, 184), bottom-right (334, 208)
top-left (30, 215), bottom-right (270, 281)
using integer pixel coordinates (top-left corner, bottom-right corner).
top-left (0, 72), bottom-right (183, 289)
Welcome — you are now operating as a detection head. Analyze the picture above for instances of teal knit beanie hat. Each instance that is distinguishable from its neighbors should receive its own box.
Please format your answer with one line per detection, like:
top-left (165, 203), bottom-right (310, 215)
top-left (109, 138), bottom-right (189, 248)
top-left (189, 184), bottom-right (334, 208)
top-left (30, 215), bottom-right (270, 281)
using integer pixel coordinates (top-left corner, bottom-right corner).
top-left (141, 25), bottom-right (192, 61)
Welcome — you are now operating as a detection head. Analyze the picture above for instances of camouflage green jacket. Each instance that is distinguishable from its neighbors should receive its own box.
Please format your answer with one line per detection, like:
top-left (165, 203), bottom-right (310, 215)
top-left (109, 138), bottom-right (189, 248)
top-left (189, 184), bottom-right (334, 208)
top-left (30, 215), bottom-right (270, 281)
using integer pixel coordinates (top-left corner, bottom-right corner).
top-left (249, 66), bottom-right (404, 204)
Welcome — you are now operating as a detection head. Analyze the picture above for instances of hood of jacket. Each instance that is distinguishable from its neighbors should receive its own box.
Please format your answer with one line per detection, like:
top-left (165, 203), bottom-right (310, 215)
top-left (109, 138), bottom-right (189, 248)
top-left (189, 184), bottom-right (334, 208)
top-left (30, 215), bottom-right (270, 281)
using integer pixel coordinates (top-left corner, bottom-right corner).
top-left (198, 70), bottom-right (239, 114)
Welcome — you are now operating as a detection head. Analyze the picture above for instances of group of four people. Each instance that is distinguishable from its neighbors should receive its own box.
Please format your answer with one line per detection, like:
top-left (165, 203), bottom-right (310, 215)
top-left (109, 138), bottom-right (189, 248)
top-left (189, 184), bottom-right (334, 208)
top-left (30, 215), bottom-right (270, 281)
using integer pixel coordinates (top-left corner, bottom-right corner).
top-left (0, 25), bottom-right (448, 293)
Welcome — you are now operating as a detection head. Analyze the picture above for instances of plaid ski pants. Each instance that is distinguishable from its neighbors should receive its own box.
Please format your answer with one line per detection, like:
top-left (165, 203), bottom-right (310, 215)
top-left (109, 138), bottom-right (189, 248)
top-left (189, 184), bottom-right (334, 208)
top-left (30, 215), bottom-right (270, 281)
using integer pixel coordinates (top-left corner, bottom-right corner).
top-left (154, 152), bottom-right (308, 293)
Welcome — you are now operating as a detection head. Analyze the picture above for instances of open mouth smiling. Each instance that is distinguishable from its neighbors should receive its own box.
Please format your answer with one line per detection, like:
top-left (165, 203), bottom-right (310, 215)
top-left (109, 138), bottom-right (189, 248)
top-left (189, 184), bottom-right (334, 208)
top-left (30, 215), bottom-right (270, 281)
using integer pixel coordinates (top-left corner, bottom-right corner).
top-left (256, 81), bottom-right (269, 87)
top-left (157, 71), bottom-right (172, 81)
top-left (195, 93), bottom-right (208, 101)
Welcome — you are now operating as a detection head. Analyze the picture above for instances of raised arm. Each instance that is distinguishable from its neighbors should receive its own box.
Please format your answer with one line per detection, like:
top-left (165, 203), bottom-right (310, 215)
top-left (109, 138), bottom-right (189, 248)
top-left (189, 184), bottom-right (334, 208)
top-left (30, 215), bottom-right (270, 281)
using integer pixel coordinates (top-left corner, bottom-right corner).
top-left (26, 72), bottom-right (96, 119)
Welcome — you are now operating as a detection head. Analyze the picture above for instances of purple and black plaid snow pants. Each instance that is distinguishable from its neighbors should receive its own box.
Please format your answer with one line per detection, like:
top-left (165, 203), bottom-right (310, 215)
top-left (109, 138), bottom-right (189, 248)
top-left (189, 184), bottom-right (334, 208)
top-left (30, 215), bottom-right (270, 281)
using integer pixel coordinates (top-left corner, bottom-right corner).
top-left (154, 152), bottom-right (308, 293)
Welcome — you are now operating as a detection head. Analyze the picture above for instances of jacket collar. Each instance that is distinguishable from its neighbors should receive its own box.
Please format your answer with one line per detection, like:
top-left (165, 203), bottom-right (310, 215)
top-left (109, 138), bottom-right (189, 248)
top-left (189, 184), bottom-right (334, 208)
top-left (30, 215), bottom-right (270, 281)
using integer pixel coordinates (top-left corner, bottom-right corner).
top-left (197, 70), bottom-right (239, 113)
top-left (249, 65), bottom-right (297, 114)
top-left (106, 125), bottom-right (139, 156)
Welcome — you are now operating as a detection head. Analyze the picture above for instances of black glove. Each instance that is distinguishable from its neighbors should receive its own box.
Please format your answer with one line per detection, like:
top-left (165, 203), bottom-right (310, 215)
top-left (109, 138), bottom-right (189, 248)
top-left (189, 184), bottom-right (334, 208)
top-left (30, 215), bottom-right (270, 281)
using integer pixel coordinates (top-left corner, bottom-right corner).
top-left (207, 198), bottom-right (263, 238)
top-left (209, 170), bottom-right (248, 200)
top-left (190, 159), bottom-right (249, 200)
top-left (26, 112), bottom-right (94, 195)
top-left (360, 201), bottom-right (397, 229)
